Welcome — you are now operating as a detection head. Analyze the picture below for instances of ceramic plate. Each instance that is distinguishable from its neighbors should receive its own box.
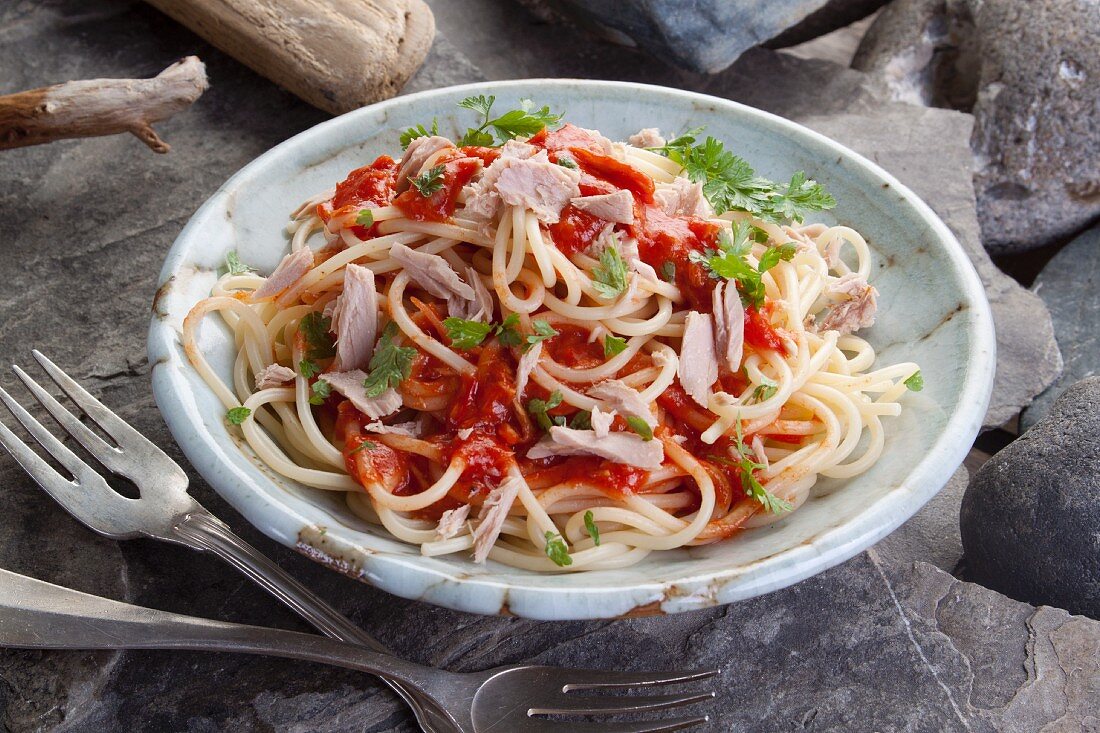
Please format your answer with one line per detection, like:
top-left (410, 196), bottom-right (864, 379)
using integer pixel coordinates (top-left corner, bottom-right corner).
top-left (149, 80), bottom-right (995, 620)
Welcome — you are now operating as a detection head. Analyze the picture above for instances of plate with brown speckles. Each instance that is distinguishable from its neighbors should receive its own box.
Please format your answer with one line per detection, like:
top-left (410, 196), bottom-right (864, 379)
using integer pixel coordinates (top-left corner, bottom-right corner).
top-left (149, 79), bottom-right (995, 619)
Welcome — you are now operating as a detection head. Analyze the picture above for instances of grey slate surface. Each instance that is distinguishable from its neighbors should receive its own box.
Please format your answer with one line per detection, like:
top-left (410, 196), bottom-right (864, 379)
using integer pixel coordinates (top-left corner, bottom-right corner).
top-left (0, 1), bottom-right (1095, 731)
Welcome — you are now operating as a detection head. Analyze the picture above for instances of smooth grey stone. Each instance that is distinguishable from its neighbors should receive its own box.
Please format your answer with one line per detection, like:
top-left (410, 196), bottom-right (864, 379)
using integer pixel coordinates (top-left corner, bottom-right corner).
top-left (767, 0), bottom-right (889, 49)
top-left (961, 377), bottom-right (1100, 619)
top-left (1021, 224), bottom-right (1100, 431)
top-left (874, 466), bottom-right (968, 572)
top-left (853, 0), bottom-right (1100, 254)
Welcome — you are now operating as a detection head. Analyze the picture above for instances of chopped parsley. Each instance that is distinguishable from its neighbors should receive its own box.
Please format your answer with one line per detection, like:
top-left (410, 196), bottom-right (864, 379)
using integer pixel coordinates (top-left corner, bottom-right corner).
top-left (660, 260), bottom-right (676, 283)
top-left (349, 440), bottom-right (377, 455)
top-left (591, 242), bottom-right (629, 300)
top-left (904, 370), bottom-right (924, 392)
top-left (556, 156), bottom-right (577, 169)
top-left (496, 313), bottom-right (557, 352)
top-left (456, 95), bottom-right (562, 147)
top-left (222, 251), bottom-right (254, 276)
top-left (363, 321), bottom-right (417, 397)
top-left (527, 320), bottom-right (559, 350)
top-left (603, 334), bottom-right (628, 358)
top-left (688, 221), bottom-right (797, 309)
top-left (409, 164), bottom-right (446, 197)
top-left (584, 510), bottom-right (601, 546)
top-left (652, 132), bottom-right (835, 223)
top-left (309, 379), bottom-right (332, 406)
top-left (749, 379), bottom-right (778, 404)
top-left (355, 209), bottom-right (374, 227)
top-left (527, 390), bottom-right (565, 432)
top-left (569, 410), bottom-right (592, 430)
top-left (443, 317), bottom-right (494, 350)
top-left (226, 407), bottom-right (251, 425)
top-left (730, 421), bottom-right (792, 515)
top-left (399, 119), bottom-right (438, 149)
top-left (625, 415), bottom-right (654, 441)
top-left (298, 359), bottom-right (320, 379)
top-left (298, 312), bottom-right (336, 361)
top-left (543, 531), bottom-right (573, 567)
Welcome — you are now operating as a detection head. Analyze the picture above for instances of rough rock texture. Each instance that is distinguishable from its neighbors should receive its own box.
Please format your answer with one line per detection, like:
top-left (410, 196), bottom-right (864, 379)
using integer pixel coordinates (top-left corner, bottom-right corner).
top-left (1021, 224), bottom-right (1100, 431)
top-left (767, 0), bottom-right (888, 48)
top-left (0, 1), bottom-right (1089, 730)
top-left (854, 0), bottom-right (1100, 254)
top-left (962, 377), bottom-right (1100, 619)
top-left (533, 0), bottom-right (858, 74)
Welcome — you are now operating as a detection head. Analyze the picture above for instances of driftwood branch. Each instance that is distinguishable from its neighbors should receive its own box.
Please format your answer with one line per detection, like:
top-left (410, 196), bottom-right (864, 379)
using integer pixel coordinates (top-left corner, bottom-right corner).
top-left (0, 56), bottom-right (208, 153)
top-left (144, 0), bottom-right (434, 115)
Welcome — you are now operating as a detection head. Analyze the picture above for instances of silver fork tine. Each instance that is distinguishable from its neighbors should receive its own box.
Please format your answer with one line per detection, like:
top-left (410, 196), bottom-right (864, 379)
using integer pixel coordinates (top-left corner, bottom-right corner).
top-left (530, 691), bottom-right (714, 716)
top-left (0, 387), bottom-right (137, 536)
top-left (12, 365), bottom-right (127, 474)
top-left (30, 350), bottom-right (150, 450)
top-left (521, 716), bottom-right (709, 733)
top-left (563, 669), bottom-right (720, 691)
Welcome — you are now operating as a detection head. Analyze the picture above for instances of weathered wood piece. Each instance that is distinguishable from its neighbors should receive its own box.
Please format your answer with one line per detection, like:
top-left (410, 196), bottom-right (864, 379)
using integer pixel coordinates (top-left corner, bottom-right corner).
top-left (0, 56), bottom-right (208, 153)
top-left (144, 0), bottom-right (435, 115)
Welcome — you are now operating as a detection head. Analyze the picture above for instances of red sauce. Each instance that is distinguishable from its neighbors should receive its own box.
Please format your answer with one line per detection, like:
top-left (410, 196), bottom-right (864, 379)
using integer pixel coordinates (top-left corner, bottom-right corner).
top-left (743, 306), bottom-right (785, 353)
top-left (446, 341), bottom-right (518, 437)
top-left (569, 147), bottom-right (654, 203)
top-left (321, 155), bottom-right (398, 238)
top-left (629, 205), bottom-right (722, 310)
top-left (524, 456), bottom-right (648, 499)
top-left (460, 145), bottom-right (501, 166)
top-left (547, 204), bottom-right (606, 256)
top-left (445, 430), bottom-right (514, 505)
top-left (544, 324), bottom-right (606, 369)
top-left (393, 150), bottom-right (482, 222)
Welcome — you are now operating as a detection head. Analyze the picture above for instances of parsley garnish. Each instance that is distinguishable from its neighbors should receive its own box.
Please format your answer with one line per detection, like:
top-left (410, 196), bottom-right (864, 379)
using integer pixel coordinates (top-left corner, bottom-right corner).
top-left (298, 359), bottom-right (320, 378)
top-left (457, 95), bottom-right (562, 147)
top-left (299, 312), bottom-right (336, 361)
top-left (556, 156), bottom-right (577, 169)
top-left (654, 133), bottom-right (835, 223)
top-left (223, 251), bottom-right (254, 276)
top-left (660, 260), bottom-right (676, 283)
top-left (543, 531), bottom-right (573, 567)
top-left (584, 510), bottom-right (601, 546)
top-left (603, 334), bottom-right (627, 358)
top-left (729, 421), bottom-right (792, 515)
top-left (399, 119), bottom-right (438, 149)
top-left (409, 164), bottom-right (445, 197)
top-left (757, 242), bottom-right (798, 272)
top-left (309, 379), bottom-right (332, 405)
top-left (904, 370), bottom-right (924, 391)
top-left (356, 209), bottom-right (374, 227)
top-left (443, 317), bottom-right (494, 350)
top-left (569, 410), bottom-right (592, 430)
top-left (528, 390), bottom-right (564, 432)
top-left (591, 243), bottom-right (629, 300)
top-left (349, 440), bottom-right (377, 455)
top-left (749, 380), bottom-right (778, 404)
top-left (496, 314), bottom-right (557, 352)
top-left (363, 322), bottom-right (417, 397)
top-left (226, 407), bottom-right (251, 425)
top-left (625, 415), bottom-right (654, 441)
top-left (688, 222), bottom-right (797, 309)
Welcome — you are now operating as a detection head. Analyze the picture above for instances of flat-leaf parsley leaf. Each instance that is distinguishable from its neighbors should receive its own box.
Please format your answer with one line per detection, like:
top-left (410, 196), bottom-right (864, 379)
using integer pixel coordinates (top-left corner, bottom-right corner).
top-left (363, 322), bottom-right (417, 397)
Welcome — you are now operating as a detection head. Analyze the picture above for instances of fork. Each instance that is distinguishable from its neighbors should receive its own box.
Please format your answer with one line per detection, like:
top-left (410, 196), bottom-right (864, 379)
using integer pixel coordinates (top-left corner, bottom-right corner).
top-left (0, 351), bottom-right (716, 732)
top-left (0, 565), bottom-right (715, 732)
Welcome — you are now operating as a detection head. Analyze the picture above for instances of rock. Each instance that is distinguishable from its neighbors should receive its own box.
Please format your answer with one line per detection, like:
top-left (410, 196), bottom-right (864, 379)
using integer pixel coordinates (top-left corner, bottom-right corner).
top-left (530, 0), bottom-right (878, 74)
top-left (767, 0), bottom-right (888, 48)
top-left (402, 33), bottom-right (487, 95)
top-left (1021, 224), bottom-right (1100, 431)
top-left (961, 377), bottom-right (1100, 619)
top-left (874, 466), bottom-right (967, 572)
top-left (854, 0), bottom-right (1100, 254)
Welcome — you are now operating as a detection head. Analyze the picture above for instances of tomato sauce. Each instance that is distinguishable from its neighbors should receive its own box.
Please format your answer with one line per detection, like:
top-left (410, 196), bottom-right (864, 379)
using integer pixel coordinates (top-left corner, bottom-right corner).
top-left (544, 324), bottom-right (606, 369)
top-left (320, 155), bottom-right (398, 238)
top-left (523, 455), bottom-right (647, 499)
top-left (547, 205), bottom-right (606, 256)
top-left (743, 306), bottom-right (785, 353)
top-left (394, 149), bottom-right (482, 222)
top-left (569, 147), bottom-right (654, 203)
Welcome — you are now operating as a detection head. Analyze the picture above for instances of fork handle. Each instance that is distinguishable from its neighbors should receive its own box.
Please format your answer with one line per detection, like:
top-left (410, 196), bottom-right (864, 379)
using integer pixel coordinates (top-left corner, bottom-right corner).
top-left (171, 511), bottom-right (456, 733)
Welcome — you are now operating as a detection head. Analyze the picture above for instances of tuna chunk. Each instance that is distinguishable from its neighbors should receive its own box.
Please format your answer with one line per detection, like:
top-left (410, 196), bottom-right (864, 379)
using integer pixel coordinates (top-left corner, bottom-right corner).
top-left (251, 248), bottom-right (314, 301)
top-left (396, 135), bottom-right (455, 193)
top-left (527, 426), bottom-right (663, 469)
top-left (570, 190), bottom-right (635, 224)
top-left (449, 266), bottom-right (495, 323)
top-left (254, 364), bottom-right (296, 390)
top-left (320, 370), bottom-right (402, 419)
top-left (654, 177), bottom-right (714, 219)
top-left (677, 312), bottom-right (719, 406)
top-left (515, 341), bottom-right (541, 397)
top-left (331, 264), bottom-right (378, 372)
top-left (815, 274), bottom-right (878, 335)
top-left (435, 504), bottom-right (470, 541)
top-left (472, 475), bottom-right (522, 563)
top-left (465, 150), bottom-right (581, 224)
top-left (364, 420), bottom-right (420, 436)
top-left (588, 379), bottom-right (656, 428)
top-left (390, 242), bottom-right (475, 304)
top-left (628, 128), bottom-right (665, 148)
top-left (711, 281), bottom-right (744, 373)
top-left (590, 406), bottom-right (615, 437)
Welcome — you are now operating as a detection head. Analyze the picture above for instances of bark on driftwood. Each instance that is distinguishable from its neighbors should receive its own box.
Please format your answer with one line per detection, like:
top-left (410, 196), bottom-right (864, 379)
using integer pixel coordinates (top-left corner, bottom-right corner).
top-left (143, 0), bottom-right (434, 115)
top-left (0, 57), bottom-right (208, 154)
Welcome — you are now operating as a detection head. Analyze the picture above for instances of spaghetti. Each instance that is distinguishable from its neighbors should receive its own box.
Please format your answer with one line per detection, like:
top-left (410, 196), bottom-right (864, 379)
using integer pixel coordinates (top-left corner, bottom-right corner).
top-left (183, 101), bottom-right (921, 572)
